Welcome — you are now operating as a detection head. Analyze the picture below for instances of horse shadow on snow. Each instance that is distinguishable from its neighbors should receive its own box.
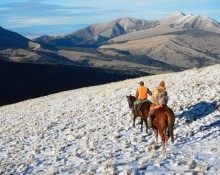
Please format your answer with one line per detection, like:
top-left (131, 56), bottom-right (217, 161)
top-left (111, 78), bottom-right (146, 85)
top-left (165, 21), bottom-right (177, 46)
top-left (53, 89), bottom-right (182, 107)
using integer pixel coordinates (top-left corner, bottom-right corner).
top-left (177, 100), bottom-right (218, 120)
top-left (177, 100), bottom-right (220, 130)
top-left (174, 100), bottom-right (219, 147)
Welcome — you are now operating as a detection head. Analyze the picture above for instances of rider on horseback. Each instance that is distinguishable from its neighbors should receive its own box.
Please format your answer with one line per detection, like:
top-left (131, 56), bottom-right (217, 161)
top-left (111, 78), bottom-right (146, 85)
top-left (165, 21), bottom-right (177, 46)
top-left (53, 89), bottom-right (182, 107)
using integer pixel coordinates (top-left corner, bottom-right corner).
top-left (148, 81), bottom-right (168, 128)
top-left (134, 81), bottom-right (152, 115)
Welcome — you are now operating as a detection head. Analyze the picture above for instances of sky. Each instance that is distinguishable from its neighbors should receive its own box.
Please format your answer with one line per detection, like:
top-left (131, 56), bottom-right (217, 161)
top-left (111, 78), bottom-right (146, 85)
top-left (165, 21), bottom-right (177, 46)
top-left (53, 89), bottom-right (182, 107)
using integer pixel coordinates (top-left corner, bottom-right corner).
top-left (0, 0), bottom-right (220, 29)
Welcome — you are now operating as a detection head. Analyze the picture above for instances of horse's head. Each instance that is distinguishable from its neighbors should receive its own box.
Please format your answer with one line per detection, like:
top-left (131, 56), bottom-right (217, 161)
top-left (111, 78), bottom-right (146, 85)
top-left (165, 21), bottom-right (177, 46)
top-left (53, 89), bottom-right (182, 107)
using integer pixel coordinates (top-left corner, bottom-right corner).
top-left (126, 95), bottom-right (136, 109)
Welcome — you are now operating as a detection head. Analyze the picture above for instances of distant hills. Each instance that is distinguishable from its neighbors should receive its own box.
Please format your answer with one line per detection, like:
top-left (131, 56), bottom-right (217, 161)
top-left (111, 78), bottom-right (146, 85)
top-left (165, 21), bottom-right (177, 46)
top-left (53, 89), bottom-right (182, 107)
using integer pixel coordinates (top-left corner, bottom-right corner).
top-left (1, 12), bottom-right (220, 71)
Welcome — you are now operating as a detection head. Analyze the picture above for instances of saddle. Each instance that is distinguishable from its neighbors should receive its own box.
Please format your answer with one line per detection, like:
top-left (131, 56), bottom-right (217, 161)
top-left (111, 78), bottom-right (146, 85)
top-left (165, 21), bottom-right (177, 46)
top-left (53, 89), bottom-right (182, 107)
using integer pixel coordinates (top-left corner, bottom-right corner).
top-left (150, 104), bottom-right (163, 113)
top-left (150, 104), bottom-right (167, 119)
top-left (137, 99), bottom-right (149, 110)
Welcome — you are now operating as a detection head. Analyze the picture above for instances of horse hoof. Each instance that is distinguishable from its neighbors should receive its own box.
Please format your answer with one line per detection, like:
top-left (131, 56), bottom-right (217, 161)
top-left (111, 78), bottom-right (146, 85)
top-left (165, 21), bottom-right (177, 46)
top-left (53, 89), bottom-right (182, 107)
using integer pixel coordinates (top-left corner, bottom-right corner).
top-left (145, 132), bottom-right (150, 136)
top-left (154, 145), bottom-right (160, 150)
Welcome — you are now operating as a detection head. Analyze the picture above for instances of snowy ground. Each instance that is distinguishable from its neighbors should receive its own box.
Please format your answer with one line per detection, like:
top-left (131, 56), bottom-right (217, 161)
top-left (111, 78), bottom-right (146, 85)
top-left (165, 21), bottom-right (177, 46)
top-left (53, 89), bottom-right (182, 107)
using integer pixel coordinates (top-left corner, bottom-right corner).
top-left (0, 64), bottom-right (220, 175)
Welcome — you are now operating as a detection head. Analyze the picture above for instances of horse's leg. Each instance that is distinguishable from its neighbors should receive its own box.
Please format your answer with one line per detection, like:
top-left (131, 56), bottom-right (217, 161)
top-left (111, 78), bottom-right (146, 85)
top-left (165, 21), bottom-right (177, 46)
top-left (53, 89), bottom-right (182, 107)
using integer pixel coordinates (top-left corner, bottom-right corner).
top-left (144, 118), bottom-right (148, 134)
top-left (166, 110), bottom-right (175, 143)
top-left (133, 115), bottom-right (136, 128)
top-left (154, 129), bottom-right (158, 144)
top-left (159, 129), bottom-right (166, 154)
top-left (141, 117), bottom-right (143, 132)
top-left (165, 128), bottom-right (169, 143)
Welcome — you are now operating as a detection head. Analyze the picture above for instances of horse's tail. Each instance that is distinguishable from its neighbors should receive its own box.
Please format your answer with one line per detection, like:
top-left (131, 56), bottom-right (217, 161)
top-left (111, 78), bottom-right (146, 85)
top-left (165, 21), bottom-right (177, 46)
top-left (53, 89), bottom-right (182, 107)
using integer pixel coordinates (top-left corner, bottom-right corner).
top-left (166, 110), bottom-right (175, 143)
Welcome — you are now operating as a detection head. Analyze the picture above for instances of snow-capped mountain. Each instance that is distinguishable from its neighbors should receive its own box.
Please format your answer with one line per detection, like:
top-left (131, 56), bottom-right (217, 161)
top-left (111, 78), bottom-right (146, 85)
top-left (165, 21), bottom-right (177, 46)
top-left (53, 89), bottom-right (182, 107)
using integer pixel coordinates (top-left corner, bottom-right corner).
top-left (0, 64), bottom-right (219, 174)
top-left (160, 12), bottom-right (220, 33)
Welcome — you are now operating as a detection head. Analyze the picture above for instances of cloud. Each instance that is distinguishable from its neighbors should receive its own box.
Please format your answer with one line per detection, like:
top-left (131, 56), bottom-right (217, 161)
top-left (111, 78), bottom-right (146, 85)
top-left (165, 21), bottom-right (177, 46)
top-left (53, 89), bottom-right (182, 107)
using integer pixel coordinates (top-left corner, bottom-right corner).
top-left (0, 1), bottom-right (131, 27)
top-left (7, 16), bottom-right (74, 25)
top-left (0, 0), bottom-right (219, 28)
top-left (0, 2), bottom-right (98, 16)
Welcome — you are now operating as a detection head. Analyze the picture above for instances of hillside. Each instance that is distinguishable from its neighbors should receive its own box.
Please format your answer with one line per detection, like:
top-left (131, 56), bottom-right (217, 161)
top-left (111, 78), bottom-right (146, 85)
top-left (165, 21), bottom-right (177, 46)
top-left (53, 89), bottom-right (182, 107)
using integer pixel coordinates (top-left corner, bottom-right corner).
top-left (0, 64), bottom-right (219, 174)
top-left (101, 30), bottom-right (220, 68)
top-left (0, 59), bottom-right (142, 106)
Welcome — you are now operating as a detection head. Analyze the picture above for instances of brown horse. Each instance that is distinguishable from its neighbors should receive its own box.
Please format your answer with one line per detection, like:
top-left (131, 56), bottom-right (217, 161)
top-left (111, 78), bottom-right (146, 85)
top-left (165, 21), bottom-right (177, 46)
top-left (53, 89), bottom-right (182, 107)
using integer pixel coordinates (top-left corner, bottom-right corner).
top-left (151, 105), bottom-right (175, 153)
top-left (126, 95), bottom-right (151, 133)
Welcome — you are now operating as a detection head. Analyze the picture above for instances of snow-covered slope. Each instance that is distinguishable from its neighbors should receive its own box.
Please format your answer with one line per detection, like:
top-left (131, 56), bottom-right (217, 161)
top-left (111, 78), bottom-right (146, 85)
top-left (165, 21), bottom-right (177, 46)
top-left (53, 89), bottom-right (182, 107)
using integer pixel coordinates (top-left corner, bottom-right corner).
top-left (0, 64), bottom-right (220, 174)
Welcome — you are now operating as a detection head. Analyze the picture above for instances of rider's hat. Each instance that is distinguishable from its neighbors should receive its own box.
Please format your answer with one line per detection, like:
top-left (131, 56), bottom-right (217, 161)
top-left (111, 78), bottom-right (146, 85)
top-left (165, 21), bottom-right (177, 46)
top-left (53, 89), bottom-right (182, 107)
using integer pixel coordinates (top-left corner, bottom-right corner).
top-left (159, 81), bottom-right (165, 87)
top-left (139, 81), bottom-right (144, 85)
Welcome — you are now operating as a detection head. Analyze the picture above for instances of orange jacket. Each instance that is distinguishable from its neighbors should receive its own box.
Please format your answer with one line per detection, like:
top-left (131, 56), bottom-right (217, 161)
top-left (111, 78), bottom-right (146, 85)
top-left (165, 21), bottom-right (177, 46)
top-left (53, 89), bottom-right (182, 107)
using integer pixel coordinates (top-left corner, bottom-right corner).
top-left (158, 86), bottom-right (166, 91)
top-left (137, 86), bottom-right (148, 100)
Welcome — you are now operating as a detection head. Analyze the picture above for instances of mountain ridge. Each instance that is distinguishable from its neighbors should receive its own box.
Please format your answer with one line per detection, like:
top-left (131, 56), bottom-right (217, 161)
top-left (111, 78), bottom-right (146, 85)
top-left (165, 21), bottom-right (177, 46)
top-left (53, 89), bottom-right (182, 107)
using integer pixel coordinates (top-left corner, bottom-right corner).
top-left (34, 17), bottom-right (159, 47)
top-left (34, 12), bottom-right (220, 47)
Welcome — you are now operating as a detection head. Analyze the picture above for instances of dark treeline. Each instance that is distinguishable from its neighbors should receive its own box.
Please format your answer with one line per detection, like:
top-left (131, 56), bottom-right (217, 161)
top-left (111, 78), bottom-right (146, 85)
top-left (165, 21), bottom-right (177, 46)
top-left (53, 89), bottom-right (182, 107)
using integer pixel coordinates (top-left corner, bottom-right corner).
top-left (0, 59), bottom-right (148, 106)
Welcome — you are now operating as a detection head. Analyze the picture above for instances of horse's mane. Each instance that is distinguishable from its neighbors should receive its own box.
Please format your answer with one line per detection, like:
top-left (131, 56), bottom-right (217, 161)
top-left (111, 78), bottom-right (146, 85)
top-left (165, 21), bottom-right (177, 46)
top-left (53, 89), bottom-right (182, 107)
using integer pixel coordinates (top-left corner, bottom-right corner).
top-left (129, 95), bottom-right (136, 101)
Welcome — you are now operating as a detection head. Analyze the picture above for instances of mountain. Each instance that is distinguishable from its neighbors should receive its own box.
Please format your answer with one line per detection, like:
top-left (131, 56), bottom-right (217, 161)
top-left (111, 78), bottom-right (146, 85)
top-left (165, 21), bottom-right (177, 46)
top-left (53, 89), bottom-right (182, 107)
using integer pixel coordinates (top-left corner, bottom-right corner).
top-left (34, 17), bottom-right (159, 47)
top-left (0, 64), bottom-right (219, 174)
top-left (0, 26), bottom-right (75, 65)
top-left (0, 26), bottom-right (30, 48)
top-left (33, 12), bottom-right (220, 70)
top-left (100, 12), bottom-right (220, 69)
top-left (0, 26), bottom-right (43, 51)
top-left (35, 12), bottom-right (220, 47)
top-left (9, 24), bottom-right (89, 38)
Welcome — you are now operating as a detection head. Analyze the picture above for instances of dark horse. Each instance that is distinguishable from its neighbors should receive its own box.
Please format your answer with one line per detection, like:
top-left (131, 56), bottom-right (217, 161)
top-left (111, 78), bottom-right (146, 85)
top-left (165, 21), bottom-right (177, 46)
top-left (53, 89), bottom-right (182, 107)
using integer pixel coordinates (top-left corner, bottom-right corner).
top-left (126, 95), bottom-right (151, 133)
top-left (151, 105), bottom-right (175, 153)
